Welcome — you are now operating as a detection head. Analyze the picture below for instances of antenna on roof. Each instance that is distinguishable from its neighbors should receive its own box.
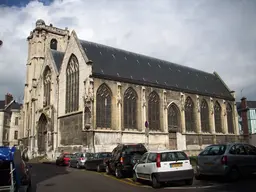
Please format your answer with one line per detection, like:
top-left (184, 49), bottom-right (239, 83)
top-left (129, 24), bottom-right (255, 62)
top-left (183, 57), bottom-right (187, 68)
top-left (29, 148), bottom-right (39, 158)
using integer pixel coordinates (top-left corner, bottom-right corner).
top-left (240, 88), bottom-right (244, 98)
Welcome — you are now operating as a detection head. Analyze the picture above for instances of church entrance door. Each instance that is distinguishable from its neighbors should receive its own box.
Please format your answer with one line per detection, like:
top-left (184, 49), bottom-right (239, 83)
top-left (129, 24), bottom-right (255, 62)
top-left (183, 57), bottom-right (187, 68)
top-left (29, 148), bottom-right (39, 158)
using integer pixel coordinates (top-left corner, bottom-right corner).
top-left (168, 132), bottom-right (177, 150)
top-left (38, 114), bottom-right (47, 154)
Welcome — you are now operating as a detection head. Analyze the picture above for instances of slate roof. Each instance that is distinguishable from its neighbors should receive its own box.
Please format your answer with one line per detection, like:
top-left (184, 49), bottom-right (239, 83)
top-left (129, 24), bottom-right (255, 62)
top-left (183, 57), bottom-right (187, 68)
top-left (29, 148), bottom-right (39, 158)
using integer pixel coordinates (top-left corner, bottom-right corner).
top-left (79, 40), bottom-right (234, 100)
top-left (0, 100), bottom-right (5, 109)
top-left (237, 101), bottom-right (256, 109)
top-left (51, 50), bottom-right (64, 72)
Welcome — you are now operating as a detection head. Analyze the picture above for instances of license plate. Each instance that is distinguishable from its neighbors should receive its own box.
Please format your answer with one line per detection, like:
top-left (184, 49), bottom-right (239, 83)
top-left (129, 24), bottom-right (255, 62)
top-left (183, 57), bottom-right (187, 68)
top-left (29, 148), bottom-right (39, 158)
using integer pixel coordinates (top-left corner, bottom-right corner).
top-left (170, 163), bottom-right (182, 168)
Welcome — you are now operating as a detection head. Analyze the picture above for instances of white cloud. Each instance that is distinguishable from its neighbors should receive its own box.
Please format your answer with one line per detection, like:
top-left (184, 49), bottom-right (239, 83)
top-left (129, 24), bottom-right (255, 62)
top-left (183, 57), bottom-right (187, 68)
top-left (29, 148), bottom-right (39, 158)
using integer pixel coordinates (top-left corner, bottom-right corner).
top-left (0, 0), bottom-right (255, 101)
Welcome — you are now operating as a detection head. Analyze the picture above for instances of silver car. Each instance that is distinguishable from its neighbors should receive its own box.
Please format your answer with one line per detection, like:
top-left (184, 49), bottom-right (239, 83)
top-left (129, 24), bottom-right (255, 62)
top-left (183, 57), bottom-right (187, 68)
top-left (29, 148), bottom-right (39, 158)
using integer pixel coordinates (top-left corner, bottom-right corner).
top-left (195, 143), bottom-right (256, 181)
top-left (69, 152), bottom-right (93, 169)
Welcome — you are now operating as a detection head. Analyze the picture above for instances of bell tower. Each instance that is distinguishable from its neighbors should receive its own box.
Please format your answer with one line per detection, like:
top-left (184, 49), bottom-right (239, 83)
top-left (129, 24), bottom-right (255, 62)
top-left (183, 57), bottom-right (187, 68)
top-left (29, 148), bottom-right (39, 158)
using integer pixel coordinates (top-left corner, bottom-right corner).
top-left (22, 19), bottom-right (70, 150)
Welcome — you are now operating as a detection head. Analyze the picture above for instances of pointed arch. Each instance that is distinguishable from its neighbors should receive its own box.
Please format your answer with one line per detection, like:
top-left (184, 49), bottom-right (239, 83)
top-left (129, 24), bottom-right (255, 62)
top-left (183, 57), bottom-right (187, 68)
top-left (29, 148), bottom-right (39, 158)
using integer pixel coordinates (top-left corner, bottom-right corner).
top-left (185, 96), bottom-right (196, 132)
top-left (214, 101), bottom-right (222, 133)
top-left (38, 114), bottom-right (47, 154)
top-left (200, 99), bottom-right (210, 132)
top-left (43, 66), bottom-right (51, 106)
top-left (227, 103), bottom-right (234, 133)
top-left (148, 91), bottom-right (160, 130)
top-left (66, 54), bottom-right (79, 113)
top-left (96, 83), bottom-right (112, 128)
top-left (168, 103), bottom-right (180, 132)
top-left (50, 39), bottom-right (57, 50)
top-left (123, 87), bottom-right (137, 129)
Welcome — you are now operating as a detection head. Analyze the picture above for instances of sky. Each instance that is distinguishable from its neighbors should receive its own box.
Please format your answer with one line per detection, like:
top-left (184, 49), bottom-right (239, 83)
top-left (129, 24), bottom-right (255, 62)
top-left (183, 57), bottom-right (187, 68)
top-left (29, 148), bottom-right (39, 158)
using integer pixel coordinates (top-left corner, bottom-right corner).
top-left (0, 0), bottom-right (255, 103)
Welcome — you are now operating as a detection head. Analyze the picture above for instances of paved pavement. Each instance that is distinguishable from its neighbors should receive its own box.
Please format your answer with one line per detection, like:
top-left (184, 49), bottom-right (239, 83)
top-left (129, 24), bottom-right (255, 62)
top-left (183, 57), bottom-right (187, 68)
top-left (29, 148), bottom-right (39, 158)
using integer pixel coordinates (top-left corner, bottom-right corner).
top-left (29, 163), bottom-right (256, 192)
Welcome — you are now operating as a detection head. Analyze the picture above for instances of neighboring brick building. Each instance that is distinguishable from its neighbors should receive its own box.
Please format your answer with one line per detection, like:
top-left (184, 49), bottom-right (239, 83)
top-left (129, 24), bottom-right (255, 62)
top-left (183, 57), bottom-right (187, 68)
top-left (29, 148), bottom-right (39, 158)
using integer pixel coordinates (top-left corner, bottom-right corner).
top-left (237, 98), bottom-right (256, 135)
top-left (0, 93), bottom-right (22, 146)
top-left (20, 19), bottom-right (239, 159)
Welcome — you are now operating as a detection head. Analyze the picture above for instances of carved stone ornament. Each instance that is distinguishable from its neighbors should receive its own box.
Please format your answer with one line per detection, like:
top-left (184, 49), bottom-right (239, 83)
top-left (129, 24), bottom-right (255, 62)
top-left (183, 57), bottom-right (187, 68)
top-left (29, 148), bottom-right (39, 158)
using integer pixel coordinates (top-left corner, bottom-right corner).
top-left (142, 86), bottom-right (146, 107)
top-left (83, 78), bottom-right (94, 103)
top-left (210, 97), bottom-right (214, 115)
top-left (116, 82), bottom-right (122, 105)
top-left (223, 100), bottom-right (227, 116)
top-left (180, 92), bottom-right (185, 111)
top-left (196, 95), bottom-right (200, 113)
top-left (163, 90), bottom-right (167, 109)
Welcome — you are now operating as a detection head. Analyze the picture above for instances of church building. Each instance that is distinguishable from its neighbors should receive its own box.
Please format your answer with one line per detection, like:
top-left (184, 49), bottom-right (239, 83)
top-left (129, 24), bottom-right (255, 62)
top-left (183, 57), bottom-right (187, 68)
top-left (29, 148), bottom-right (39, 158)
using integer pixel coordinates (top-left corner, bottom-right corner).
top-left (20, 20), bottom-right (239, 158)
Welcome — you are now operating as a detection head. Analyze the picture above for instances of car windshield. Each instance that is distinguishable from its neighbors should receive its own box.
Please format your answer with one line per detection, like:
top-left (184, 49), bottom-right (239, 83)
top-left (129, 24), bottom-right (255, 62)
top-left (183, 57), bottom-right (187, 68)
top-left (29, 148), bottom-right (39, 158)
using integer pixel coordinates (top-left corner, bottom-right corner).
top-left (99, 153), bottom-right (111, 158)
top-left (63, 154), bottom-right (71, 158)
top-left (160, 151), bottom-right (188, 162)
top-left (124, 145), bottom-right (147, 155)
top-left (200, 145), bottom-right (227, 156)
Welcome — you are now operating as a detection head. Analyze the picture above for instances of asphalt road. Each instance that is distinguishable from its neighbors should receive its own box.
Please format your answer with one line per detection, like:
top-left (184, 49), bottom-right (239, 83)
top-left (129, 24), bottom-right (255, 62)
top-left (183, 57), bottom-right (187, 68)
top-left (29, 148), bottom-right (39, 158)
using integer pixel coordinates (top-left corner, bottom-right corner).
top-left (29, 163), bottom-right (256, 192)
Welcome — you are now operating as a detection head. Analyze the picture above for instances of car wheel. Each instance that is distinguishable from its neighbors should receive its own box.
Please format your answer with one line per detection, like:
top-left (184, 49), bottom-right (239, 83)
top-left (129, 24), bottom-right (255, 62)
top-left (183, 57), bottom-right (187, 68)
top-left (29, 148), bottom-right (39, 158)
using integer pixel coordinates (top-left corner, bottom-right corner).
top-left (132, 171), bottom-right (138, 182)
top-left (115, 167), bottom-right (123, 179)
top-left (76, 162), bottom-right (80, 169)
top-left (227, 167), bottom-right (240, 182)
top-left (185, 178), bottom-right (193, 185)
top-left (97, 165), bottom-right (101, 172)
top-left (26, 180), bottom-right (32, 192)
top-left (195, 174), bottom-right (203, 180)
top-left (106, 165), bottom-right (110, 175)
top-left (152, 175), bottom-right (161, 188)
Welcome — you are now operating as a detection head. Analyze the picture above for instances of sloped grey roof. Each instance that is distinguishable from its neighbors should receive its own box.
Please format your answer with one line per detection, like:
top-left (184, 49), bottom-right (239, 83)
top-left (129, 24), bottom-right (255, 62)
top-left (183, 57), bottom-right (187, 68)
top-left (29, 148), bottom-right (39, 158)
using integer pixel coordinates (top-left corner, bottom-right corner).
top-left (51, 50), bottom-right (64, 72)
top-left (0, 100), bottom-right (5, 109)
top-left (237, 101), bottom-right (256, 109)
top-left (80, 40), bottom-right (234, 100)
top-left (247, 101), bottom-right (256, 108)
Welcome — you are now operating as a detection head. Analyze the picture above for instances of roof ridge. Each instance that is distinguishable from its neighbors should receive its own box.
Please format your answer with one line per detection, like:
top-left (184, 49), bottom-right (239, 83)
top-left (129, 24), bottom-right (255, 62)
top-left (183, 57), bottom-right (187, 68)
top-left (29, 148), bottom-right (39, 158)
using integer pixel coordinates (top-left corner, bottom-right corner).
top-left (79, 39), bottom-right (214, 76)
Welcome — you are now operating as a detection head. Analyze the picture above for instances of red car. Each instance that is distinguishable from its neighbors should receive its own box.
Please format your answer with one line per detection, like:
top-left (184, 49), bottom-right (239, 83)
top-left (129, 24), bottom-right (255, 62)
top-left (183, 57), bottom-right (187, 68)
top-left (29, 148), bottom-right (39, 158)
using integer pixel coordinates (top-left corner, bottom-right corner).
top-left (56, 153), bottom-right (72, 166)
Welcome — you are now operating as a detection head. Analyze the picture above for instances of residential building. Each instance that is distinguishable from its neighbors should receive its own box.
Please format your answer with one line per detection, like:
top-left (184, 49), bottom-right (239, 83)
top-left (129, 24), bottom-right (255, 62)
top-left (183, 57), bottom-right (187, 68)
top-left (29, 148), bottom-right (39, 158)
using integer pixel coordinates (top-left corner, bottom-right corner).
top-left (20, 19), bottom-right (240, 159)
top-left (0, 93), bottom-right (22, 146)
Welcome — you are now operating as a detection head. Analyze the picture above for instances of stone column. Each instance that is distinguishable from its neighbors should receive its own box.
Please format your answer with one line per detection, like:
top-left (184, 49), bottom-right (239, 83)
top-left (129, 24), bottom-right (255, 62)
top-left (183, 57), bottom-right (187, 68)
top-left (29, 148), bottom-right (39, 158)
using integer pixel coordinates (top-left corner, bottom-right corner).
top-left (222, 100), bottom-right (228, 134)
top-left (196, 95), bottom-right (201, 133)
top-left (180, 93), bottom-right (186, 134)
top-left (117, 82), bottom-right (122, 130)
top-left (163, 90), bottom-right (168, 132)
top-left (141, 87), bottom-right (147, 131)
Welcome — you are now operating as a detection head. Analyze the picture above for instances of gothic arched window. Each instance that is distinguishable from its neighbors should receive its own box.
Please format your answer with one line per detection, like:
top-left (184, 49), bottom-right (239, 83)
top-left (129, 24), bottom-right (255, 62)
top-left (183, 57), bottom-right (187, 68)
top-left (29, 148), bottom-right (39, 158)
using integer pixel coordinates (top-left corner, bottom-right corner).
top-left (43, 66), bottom-right (51, 106)
top-left (66, 54), bottom-right (79, 113)
top-left (124, 87), bottom-right (137, 129)
top-left (200, 99), bottom-right (210, 132)
top-left (214, 101), bottom-right (222, 133)
top-left (148, 91), bottom-right (160, 131)
top-left (185, 97), bottom-right (196, 132)
top-left (168, 103), bottom-right (180, 132)
top-left (96, 84), bottom-right (112, 128)
top-left (227, 103), bottom-right (234, 133)
top-left (50, 39), bottom-right (57, 50)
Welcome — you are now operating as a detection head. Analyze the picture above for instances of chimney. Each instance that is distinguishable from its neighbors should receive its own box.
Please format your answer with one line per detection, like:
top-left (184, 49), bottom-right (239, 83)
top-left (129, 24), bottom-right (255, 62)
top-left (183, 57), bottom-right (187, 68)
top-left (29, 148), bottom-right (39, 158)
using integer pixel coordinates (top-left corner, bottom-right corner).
top-left (5, 93), bottom-right (13, 106)
top-left (240, 97), bottom-right (249, 135)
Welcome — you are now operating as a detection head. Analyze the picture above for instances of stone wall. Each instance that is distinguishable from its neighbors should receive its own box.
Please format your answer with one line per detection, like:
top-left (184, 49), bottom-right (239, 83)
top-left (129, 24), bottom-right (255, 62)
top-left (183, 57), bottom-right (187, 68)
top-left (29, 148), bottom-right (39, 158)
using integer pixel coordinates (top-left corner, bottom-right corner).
top-left (59, 112), bottom-right (83, 146)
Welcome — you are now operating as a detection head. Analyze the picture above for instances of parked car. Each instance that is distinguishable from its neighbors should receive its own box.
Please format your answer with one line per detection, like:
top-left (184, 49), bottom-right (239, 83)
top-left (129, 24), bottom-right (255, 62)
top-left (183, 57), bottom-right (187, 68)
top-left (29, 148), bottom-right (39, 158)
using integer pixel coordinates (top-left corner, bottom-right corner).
top-left (69, 152), bottom-right (93, 169)
top-left (195, 143), bottom-right (256, 181)
top-left (85, 152), bottom-right (111, 172)
top-left (56, 153), bottom-right (72, 166)
top-left (133, 150), bottom-right (194, 188)
top-left (105, 143), bottom-right (147, 178)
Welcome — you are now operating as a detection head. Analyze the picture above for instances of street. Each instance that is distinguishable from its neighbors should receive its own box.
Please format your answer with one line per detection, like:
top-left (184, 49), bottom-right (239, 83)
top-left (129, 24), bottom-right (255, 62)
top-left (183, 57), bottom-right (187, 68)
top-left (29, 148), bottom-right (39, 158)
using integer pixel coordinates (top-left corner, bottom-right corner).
top-left (30, 163), bottom-right (256, 192)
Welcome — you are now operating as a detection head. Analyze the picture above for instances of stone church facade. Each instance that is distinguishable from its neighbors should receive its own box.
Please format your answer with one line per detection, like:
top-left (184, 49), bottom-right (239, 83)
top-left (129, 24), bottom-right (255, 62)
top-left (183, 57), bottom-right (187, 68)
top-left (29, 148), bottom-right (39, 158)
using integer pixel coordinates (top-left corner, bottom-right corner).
top-left (20, 20), bottom-right (239, 159)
